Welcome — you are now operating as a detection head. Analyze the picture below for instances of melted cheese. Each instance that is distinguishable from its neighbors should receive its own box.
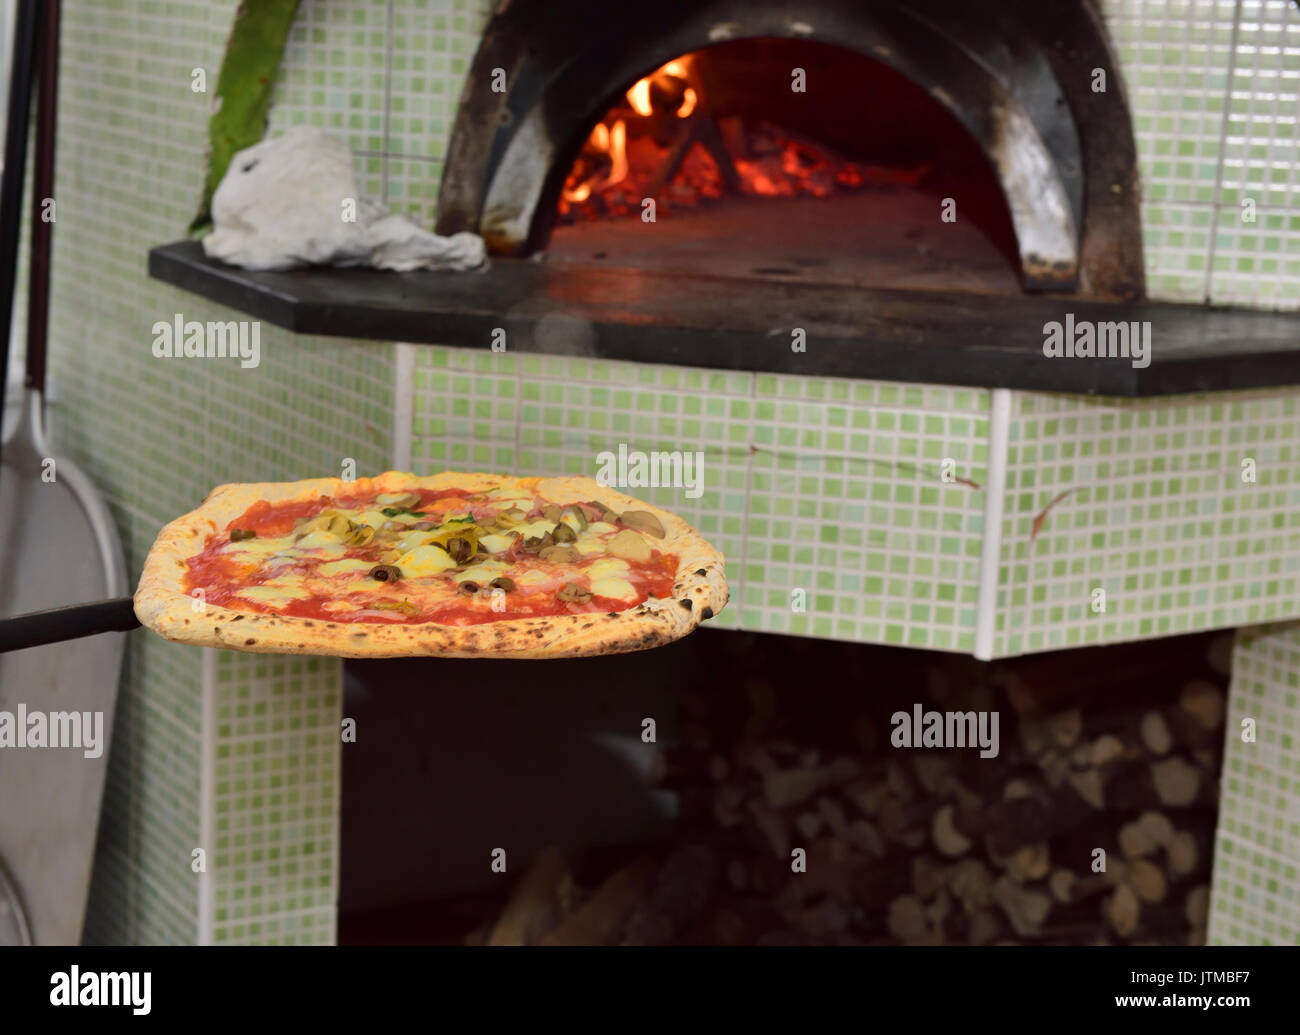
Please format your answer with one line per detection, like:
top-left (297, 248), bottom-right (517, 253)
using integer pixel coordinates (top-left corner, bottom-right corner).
top-left (206, 488), bottom-right (667, 621)
top-left (226, 536), bottom-right (296, 561)
top-left (295, 529), bottom-right (341, 551)
top-left (587, 557), bottom-right (630, 579)
top-left (514, 569), bottom-right (561, 589)
top-left (452, 559), bottom-right (508, 582)
top-left (355, 509), bottom-right (393, 530)
top-left (478, 533), bottom-right (515, 554)
top-left (237, 582), bottom-right (312, 604)
top-left (316, 558), bottom-right (377, 577)
top-left (396, 529), bottom-right (434, 553)
top-left (589, 575), bottom-right (636, 601)
top-left (513, 519), bottom-right (557, 540)
top-left (396, 545), bottom-right (458, 576)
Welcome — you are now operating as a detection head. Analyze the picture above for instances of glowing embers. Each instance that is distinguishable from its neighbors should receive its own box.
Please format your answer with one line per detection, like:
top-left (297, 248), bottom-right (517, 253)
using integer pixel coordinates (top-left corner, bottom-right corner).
top-left (557, 53), bottom-right (927, 222)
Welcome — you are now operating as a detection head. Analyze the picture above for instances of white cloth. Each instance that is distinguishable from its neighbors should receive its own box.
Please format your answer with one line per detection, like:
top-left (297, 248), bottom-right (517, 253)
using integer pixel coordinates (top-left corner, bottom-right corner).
top-left (203, 126), bottom-right (486, 273)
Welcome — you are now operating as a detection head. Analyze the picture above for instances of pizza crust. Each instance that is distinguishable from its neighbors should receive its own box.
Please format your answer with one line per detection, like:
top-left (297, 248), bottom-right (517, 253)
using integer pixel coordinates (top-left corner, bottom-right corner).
top-left (134, 471), bottom-right (728, 658)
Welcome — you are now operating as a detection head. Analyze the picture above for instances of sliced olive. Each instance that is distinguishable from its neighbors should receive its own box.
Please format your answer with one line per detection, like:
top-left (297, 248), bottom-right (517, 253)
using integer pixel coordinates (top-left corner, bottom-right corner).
top-left (458, 581), bottom-right (480, 596)
top-left (557, 582), bottom-right (592, 603)
top-left (619, 510), bottom-right (665, 539)
top-left (539, 545), bottom-right (579, 563)
top-left (369, 564), bottom-right (402, 582)
top-left (445, 536), bottom-right (474, 563)
top-left (489, 577), bottom-right (515, 592)
top-left (552, 522), bottom-right (577, 543)
top-left (229, 528), bottom-right (257, 542)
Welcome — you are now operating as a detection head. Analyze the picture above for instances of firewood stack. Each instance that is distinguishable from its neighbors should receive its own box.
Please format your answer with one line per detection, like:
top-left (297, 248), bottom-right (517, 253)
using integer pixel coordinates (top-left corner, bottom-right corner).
top-left (466, 632), bottom-right (1230, 946)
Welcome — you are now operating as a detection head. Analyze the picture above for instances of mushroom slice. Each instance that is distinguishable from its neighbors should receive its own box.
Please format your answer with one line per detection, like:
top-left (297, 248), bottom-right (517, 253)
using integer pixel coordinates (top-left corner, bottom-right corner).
top-left (585, 500), bottom-right (621, 524)
top-left (557, 582), bottom-right (593, 603)
top-left (619, 510), bottom-right (665, 539)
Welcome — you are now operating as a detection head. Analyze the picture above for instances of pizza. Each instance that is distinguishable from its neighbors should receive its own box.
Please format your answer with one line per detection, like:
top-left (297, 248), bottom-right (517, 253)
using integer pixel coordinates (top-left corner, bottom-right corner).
top-left (134, 471), bottom-right (727, 658)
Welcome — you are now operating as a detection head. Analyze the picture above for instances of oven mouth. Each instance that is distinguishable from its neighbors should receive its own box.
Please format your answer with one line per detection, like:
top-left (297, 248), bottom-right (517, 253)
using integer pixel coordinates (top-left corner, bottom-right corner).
top-left (538, 37), bottom-right (1025, 297)
top-left (436, 0), bottom-right (1146, 299)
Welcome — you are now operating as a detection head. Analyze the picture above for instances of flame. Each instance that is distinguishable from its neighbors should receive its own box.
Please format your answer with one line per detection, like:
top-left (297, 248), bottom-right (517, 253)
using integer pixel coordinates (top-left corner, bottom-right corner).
top-left (558, 49), bottom-right (927, 220)
top-left (627, 78), bottom-right (653, 118)
top-left (562, 119), bottom-right (629, 202)
top-left (625, 57), bottom-right (696, 118)
top-left (605, 120), bottom-right (628, 185)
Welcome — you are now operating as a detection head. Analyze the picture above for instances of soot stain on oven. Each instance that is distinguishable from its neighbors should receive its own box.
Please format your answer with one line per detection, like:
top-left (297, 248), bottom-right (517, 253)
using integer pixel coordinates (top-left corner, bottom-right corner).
top-left (338, 631), bottom-right (1227, 945)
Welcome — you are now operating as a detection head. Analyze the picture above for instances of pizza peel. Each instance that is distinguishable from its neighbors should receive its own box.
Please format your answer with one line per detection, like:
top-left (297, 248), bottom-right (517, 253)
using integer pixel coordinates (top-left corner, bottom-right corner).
top-left (0, 0), bottom-right (129, 945)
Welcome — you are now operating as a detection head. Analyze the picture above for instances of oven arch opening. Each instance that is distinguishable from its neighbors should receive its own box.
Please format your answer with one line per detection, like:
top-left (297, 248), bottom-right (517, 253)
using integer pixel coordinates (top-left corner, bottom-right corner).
top-left (437, 0), bottom-right (1145, 299)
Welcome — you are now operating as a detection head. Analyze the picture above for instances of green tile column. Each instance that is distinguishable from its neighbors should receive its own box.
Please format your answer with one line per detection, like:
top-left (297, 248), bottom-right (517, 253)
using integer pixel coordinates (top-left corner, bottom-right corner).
top-left (1209, 621), bottom-right (1300, 944)
top-left (203, 653), bottom-right (342, 944)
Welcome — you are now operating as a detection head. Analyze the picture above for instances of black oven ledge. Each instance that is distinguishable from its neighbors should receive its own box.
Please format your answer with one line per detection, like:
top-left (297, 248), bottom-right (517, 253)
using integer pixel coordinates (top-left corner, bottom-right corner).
top-left (149, 240), bottom-right (1300, 397)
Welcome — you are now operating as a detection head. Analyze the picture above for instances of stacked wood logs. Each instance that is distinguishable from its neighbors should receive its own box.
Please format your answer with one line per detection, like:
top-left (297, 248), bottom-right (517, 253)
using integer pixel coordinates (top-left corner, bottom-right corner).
top-left (466, 632), bottom-right (1230, 946)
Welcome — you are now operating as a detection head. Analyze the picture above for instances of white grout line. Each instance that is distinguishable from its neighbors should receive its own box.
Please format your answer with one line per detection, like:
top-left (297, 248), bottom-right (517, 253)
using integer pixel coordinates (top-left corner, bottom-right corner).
top-left (974, 388), bottom-right (1012, 661)
top-left (197, 647), bottom-right (217, 946)
top-left (326, 659), bottom-right (344, 948)
top-left (392, 342), bottom-right (416, 472)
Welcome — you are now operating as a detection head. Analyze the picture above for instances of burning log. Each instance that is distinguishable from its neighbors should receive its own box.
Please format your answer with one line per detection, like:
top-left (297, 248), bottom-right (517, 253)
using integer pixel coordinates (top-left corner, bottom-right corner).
top-left (646, 113), bottom-right (741, 197)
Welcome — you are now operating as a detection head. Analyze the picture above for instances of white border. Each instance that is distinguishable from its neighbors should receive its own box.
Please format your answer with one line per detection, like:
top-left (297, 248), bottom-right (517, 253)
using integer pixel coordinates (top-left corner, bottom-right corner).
top-left (392, 342), bottom-right (416, 472)
top-left (974, 388), bottom-right (1012, 661)
top-left (197, 647), bottom-right (217, 945)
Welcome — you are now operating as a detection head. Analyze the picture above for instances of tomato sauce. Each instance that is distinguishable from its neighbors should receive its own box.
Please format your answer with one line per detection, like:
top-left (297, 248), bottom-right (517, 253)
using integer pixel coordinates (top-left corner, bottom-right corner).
top-left (187, 488), bottom-right (680, 625)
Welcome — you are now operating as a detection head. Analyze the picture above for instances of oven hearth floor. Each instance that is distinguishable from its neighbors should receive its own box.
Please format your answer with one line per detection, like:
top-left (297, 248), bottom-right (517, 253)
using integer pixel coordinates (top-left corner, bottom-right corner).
top-left (548, 191), bottom-right (1020, 296)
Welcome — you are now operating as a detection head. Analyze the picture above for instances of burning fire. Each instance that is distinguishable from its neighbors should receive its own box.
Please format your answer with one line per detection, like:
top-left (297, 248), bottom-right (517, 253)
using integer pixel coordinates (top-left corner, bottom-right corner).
top-left (558, 53), bottom-right (926, 220)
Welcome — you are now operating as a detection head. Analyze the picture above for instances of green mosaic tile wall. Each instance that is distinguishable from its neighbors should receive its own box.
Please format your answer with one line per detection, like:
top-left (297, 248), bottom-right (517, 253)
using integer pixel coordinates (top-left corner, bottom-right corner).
top-left (994, 388), bottom-right (1300, 656)
top-left (33, 0), bottom-right (1300, 946)
top-left (265, 0), bottom-right (491, 227)
top-left (48, 0), bottom-right (400, 944)
top-left (407, 347), bottom-right (992, 649)
top-left (1209, 622), bottom-right (1300, 944)
top-left (1105, 0), bottom-right (1300, 308)
top-left (208, 652), bottom-right (341, 945)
